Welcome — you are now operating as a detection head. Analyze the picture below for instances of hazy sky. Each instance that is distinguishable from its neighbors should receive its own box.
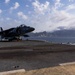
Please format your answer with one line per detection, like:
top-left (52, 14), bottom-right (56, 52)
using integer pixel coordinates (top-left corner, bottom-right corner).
top-left (0, 0), bottom-right (75, 32)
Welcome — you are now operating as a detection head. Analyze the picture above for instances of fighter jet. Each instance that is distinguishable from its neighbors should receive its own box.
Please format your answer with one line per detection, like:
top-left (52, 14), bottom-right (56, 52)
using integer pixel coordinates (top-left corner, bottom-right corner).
top-left (0, 24), bottom-right (35, 41)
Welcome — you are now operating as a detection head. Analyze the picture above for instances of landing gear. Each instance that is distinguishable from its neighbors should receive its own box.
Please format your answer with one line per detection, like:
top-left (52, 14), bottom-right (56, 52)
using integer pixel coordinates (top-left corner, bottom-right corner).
top-left (8, 37), bottom-right (22, 41)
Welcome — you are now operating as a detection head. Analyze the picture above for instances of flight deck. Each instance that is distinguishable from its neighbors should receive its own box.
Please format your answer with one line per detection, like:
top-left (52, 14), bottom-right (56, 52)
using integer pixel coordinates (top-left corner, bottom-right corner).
top-left (0, 40), bottom-right (75, 75)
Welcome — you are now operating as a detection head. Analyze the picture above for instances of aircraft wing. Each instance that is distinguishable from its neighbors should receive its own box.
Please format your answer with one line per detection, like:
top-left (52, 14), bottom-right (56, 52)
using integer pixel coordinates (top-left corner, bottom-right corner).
top-left (0, 28), bottom-right (14, 35)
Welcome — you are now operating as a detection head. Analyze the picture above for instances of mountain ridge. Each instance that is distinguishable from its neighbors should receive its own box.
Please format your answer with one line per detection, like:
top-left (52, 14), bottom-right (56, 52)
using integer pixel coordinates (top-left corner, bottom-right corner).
top-left (29, 29), bottom-right (75, 37)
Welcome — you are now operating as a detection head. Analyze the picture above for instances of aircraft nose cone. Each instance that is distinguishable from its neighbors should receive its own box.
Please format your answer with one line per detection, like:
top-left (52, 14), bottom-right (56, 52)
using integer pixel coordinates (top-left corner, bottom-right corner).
top-left (31, 28), bottom-right (35, 31)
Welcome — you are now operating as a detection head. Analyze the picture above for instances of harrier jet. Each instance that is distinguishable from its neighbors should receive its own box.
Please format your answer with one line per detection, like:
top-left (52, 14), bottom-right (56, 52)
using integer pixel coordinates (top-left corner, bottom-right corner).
top-left (0, 24), bottom-right (35, 41)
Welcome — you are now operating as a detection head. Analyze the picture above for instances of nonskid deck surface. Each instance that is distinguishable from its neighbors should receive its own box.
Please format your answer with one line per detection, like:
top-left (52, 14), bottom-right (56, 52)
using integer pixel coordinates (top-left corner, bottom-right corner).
top-left (0, 40), bottom-right (75, 53)
top-left (0, 40), bottom-right (75, 75)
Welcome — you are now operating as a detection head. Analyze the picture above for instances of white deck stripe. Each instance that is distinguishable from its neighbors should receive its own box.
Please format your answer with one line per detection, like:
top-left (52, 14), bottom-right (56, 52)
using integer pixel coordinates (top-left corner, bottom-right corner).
top-left (60, 62), bottom-right (75, 66)
top-left (0, 69), bottom-right (25, 75)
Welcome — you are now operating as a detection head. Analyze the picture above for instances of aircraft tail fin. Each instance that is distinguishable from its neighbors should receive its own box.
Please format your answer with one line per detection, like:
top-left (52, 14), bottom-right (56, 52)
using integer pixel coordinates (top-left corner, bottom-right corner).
top-left (0, 27), bottom-right (3, 39)
top-left (0, 27), bottom-right (3, 32)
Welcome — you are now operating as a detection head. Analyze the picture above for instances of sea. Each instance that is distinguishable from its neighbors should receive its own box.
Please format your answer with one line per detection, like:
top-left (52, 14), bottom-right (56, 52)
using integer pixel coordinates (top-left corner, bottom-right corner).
top-left (23, 37), bottom-right (75, 45)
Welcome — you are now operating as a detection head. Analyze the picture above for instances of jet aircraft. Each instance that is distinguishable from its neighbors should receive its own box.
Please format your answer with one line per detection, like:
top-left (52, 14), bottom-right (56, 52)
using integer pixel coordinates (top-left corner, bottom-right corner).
top-left (0, 24), bottom-right (35, 41)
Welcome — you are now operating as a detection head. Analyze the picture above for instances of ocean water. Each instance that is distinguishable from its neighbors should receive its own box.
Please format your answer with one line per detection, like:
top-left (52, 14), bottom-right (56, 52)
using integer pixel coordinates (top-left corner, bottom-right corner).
top-left (23, 37), bottom-right (75, 44)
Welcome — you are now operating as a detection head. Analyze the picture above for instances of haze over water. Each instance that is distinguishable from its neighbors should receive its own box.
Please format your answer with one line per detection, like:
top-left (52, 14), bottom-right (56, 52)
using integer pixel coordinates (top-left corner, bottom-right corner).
top-left (24, 37), bottom-right (75, 44)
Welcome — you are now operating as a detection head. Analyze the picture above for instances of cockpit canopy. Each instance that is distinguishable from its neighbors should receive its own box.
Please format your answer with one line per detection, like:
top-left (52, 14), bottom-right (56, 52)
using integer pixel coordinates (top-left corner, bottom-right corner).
top-left (20, 24), bottom-right (27, 27)
top-left (19, 24), bottom-right (30, 28)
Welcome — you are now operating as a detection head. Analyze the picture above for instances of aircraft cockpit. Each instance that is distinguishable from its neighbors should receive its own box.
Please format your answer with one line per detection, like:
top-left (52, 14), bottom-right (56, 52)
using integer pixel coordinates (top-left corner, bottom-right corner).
top-left (20, 24), bottom-right (26, 27)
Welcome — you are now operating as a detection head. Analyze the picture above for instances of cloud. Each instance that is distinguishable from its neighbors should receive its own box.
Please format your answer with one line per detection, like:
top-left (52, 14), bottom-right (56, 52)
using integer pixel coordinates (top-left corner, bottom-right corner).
top-left (6, 17), bottom-right (11, 20)
top-left (26, 0), bottom-right (75, 32)
top-left (65, 4), bottom-right (75, 11)
top-left (5, 0), bottom-right (10, 4)
top-left (1, 0), bottom-right (75, 32)
top-left (17, 12), bottom-right (28, 20)
top-left (10, 2), bottom-right (20, 11)
top-left (29, 10), bottom-right (72, 32)
top-left (69, 0), bottom-right (74, 2)
top-left (8, 0), bottom-right (75, 32)
top-left (54, 0), bottom-right (64, 10)
top-left (26, 5), bottom-right (29, 7)
top-left (0, 9), bottom-right (2, 14)
top-left (29, 0), bottom-right (32, 2)
top-left (32, 0), bottom-right (50, 14)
